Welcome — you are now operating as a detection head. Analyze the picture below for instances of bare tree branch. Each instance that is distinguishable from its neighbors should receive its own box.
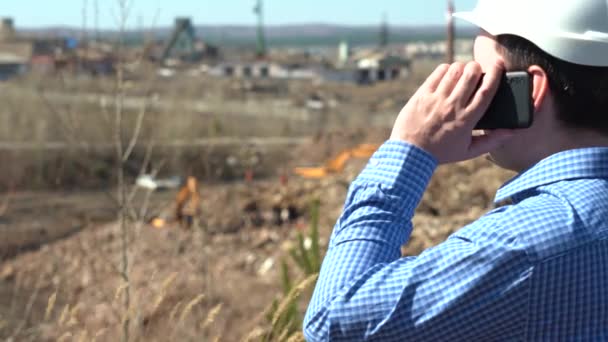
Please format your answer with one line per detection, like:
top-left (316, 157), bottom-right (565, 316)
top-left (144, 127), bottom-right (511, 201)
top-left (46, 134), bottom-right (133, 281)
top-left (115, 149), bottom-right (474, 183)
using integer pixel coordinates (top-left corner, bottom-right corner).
top-left (122, 100), bottom-right (147, 162)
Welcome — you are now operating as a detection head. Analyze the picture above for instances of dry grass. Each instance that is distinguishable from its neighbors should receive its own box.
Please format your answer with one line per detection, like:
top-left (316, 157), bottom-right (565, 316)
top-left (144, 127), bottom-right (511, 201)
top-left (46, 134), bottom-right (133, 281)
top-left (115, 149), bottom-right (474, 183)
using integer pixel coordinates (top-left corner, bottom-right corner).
top-left (44, 291), bottom-right (57, 321)
top-left (0, 57), bottom-right (439, 191)
top-left (150, 273), bottom-right (178, 315)
top-left (179, 294), bottom-right (206, 324)
top-left (201, 303), bottom-right (223, 331)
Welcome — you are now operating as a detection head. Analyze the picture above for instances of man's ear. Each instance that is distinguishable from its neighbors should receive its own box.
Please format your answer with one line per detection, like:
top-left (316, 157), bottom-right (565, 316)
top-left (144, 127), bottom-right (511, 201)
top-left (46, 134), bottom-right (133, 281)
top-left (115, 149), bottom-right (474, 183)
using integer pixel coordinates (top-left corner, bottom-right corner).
top-left (527, 65), bottom-right (550, 113)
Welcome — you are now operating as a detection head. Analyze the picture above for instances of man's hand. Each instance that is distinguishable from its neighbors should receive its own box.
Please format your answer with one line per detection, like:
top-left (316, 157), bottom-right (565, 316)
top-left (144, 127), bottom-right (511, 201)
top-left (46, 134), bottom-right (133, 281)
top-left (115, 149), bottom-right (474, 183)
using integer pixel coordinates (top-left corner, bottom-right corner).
top-left (390, 62), bottom-right (514, 164)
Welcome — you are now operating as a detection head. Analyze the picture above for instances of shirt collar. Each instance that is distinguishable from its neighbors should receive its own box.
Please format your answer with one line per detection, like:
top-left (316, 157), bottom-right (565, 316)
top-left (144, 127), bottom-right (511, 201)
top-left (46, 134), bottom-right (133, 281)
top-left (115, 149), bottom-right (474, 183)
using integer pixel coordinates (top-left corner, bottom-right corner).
top-left (495, 147), bottom-right (608, 204)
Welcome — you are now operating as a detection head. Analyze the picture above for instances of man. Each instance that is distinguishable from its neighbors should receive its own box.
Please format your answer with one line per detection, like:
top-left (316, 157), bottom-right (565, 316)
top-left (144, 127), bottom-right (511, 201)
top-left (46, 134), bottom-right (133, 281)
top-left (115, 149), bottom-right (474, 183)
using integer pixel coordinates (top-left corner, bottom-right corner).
top-left (304, 0), bottom-right (608, 340)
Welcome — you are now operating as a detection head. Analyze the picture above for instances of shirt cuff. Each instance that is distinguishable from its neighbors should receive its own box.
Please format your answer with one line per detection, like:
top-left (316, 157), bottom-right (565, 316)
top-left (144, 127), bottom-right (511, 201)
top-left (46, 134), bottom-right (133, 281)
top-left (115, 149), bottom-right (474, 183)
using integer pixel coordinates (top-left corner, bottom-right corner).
top-left (355, 140), bottom-right (438, 200)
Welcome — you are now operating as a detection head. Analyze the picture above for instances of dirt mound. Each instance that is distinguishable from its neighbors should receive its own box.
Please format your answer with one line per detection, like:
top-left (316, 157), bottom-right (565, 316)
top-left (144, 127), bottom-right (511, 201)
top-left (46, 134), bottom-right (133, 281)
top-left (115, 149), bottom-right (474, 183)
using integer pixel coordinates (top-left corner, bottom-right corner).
top-left (0, 151), bottom-right (514, 341)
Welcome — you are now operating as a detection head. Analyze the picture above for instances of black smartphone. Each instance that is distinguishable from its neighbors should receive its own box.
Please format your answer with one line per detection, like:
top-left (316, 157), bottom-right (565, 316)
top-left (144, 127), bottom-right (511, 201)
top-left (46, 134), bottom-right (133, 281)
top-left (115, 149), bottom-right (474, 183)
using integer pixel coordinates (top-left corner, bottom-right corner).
top-left (474, 71), bottom-right (533, 130)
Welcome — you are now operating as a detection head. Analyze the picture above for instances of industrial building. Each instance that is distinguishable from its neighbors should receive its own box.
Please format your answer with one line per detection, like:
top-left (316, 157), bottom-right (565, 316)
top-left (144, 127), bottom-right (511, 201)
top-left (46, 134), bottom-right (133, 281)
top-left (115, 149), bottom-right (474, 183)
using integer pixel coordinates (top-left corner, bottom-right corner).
top-left (0, 17), bottom-right (118, 79)
top-left (350, 50), bottom-right (411, 84)
top-left (0, 18), bottom-right (29, 80)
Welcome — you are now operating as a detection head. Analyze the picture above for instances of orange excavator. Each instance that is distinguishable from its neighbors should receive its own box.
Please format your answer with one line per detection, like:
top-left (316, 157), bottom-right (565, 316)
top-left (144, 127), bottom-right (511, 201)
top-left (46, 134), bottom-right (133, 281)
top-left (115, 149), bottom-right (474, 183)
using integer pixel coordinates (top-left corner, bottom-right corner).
top-left (148, 176), bottom-right (202, 230)
top-left (294, 143), bottom-right (380, 179)
top-left (174, 176), bottom-right (202, 229)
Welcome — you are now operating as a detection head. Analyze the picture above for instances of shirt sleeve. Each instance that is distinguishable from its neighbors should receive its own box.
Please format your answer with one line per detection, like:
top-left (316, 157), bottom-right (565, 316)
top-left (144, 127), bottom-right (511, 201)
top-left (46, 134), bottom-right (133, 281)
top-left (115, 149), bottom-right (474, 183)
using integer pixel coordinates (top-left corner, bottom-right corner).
top-left (303, 141), bottom-right (532, 341)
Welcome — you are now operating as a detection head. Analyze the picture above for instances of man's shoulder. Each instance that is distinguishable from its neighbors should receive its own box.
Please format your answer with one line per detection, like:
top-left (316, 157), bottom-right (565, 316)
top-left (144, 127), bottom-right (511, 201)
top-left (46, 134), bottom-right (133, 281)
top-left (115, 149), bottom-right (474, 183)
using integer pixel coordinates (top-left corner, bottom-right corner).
top-left (457, 182), bottom-right (608, 263)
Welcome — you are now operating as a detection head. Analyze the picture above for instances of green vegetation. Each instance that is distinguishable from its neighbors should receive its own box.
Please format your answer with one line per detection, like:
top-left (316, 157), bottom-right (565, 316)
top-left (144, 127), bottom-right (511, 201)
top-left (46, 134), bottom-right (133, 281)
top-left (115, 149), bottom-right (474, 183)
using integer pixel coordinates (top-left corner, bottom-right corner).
top-left (264, 199), bottom-right (323, 341)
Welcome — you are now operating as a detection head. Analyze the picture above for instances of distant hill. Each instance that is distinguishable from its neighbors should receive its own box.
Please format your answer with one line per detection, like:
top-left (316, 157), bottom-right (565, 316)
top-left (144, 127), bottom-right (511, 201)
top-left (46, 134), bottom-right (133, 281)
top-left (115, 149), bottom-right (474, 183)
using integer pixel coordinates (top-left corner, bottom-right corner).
top-left (20, 24), bottom-right (477, 47)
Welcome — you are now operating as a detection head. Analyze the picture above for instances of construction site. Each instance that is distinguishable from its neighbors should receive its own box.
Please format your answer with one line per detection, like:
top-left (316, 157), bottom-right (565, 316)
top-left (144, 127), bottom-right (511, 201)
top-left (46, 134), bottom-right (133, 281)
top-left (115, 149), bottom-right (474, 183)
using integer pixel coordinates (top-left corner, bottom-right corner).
top-left (0, 1), bottom-right (516, 341)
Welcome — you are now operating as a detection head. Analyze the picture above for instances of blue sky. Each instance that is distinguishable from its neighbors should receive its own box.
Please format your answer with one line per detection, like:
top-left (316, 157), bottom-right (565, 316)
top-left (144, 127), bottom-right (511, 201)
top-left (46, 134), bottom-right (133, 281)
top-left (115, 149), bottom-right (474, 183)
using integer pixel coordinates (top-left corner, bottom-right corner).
top-left (2, 0), bottom-right (478, 28)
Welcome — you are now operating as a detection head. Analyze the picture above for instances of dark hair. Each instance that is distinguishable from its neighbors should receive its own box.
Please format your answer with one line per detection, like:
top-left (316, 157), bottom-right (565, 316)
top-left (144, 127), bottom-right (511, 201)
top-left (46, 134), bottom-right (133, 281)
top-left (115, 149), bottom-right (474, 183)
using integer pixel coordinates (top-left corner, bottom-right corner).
top-left (497, 34), bottom-right (608, 134)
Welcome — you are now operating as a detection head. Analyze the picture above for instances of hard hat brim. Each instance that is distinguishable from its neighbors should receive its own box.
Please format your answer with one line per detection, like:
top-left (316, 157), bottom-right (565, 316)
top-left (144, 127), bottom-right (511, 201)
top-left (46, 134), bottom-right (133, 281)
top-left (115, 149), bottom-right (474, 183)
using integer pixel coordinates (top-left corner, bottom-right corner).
top-left (453, 11), bottom-right (608, 67)
top-left (452, 12), bottom-right (484, 31)
top-left (453, 11), bottom-right (517, 37)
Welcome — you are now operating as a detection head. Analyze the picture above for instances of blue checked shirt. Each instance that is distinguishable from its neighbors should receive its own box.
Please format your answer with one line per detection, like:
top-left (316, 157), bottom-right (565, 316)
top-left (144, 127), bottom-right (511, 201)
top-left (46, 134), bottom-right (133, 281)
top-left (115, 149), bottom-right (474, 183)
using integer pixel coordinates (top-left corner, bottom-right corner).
top-left (304, 141), bottom-right (608, 341)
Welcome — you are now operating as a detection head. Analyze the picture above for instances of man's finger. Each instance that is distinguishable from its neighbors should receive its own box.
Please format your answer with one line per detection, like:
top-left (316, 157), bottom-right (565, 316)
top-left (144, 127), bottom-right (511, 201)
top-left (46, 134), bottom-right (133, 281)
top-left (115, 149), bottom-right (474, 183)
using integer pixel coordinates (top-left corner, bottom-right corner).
top-left (450, 62), bottom-right (483, 107)
top-left (466, 64), bottom-right (503, 123)
top-left (436, 63), bottom-right (465, 96)
top-left (421, 64), bottom-right (451, 92)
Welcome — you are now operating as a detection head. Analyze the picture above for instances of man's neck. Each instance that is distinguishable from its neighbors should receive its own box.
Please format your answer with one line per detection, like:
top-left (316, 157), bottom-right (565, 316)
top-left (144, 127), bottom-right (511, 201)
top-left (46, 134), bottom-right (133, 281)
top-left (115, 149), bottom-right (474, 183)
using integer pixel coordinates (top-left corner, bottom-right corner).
top-left (525, 128), bottom-right (608, 170)
top-left (554, 127), bottom-right (608, 151)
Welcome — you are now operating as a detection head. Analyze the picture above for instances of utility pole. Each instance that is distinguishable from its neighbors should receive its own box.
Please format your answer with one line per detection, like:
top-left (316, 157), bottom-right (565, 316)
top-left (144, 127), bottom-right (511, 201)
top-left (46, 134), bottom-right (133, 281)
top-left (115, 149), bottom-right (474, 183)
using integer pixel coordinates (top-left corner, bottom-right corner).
top-left (81, 0), bottom-right (88, 43)
top-left (254, 0), bottom-right (267, 58)
top-left (94, 0), bottom-right (99, 42)
top-left (447, 0), bottom-right (455, 63)
top-left (379, 12), bottom-right (389, 48)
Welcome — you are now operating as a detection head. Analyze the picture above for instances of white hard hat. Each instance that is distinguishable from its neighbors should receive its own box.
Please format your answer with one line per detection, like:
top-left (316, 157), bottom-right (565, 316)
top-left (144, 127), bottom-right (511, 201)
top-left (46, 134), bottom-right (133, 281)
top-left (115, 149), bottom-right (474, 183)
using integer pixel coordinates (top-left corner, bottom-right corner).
top-left (453, 0), bottom-right (608, 67)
